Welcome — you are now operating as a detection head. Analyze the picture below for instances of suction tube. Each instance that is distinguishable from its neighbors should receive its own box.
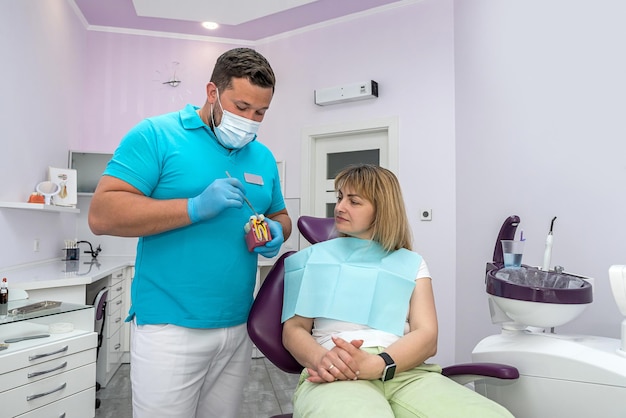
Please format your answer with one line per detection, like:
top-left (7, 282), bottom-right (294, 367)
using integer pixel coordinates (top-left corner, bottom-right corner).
top-left (541, 217), bottom-right (557, 271)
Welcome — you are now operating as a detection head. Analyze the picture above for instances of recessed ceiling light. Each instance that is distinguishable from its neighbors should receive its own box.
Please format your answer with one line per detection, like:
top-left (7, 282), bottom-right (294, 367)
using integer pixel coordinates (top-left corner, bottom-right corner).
top-left (202, 22), bottom-right (219, 30)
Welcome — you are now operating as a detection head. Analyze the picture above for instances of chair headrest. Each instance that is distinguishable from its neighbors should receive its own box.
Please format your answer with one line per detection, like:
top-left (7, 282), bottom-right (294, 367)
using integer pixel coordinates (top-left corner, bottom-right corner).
top-left (297, 216), bottom-right (338, 244)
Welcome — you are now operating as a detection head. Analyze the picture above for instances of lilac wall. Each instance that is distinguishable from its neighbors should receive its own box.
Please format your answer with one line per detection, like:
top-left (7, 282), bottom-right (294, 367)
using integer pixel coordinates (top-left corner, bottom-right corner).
top-left (80, 33), bottom-right (246, 152)
top-left (455, 1), bottom-right (626, 361)
top-left (0, 0), bottom-right (86, 265)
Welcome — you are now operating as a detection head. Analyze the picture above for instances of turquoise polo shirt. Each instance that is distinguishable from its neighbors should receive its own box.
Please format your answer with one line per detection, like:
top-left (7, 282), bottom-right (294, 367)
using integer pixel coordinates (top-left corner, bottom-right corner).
top-left (104, 104), bottom-right (285, 328)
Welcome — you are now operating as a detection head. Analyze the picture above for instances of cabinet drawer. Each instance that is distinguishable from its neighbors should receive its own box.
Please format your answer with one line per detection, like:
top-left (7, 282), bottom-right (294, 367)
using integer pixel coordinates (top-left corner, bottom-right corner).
top-left (17, 387), bottom-right (95, 418)
top-left (106, 301), bottom-right (124, 337)
top-left (105, 328), bottom-right (123, 371)
top-left (96, 327), bottom-right (123, 387)
top-left (0, 333), bottom-right (97, 375)
top-left (107, 293), bottom-right (125, 316)
top-left (108, 275), bottom-right (125, 302)
top-left (0, 348), bottom-right (95, 392)
top-left (108, 283), bottom-right (124, 302)
top-left (111, 268), bottom-right (125, 282)
top-left (1, 362), bottom-right (95, 417)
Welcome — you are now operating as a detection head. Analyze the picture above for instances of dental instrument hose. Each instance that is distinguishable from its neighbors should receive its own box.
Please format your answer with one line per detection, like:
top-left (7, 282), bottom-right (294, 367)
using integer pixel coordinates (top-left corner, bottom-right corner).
top-left (542, 217), bottom-right (557, 271)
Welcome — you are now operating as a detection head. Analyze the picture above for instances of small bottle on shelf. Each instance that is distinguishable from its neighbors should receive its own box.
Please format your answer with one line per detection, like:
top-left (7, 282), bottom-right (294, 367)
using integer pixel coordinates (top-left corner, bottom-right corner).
top-left (0, 278), bottom-right (8, 318)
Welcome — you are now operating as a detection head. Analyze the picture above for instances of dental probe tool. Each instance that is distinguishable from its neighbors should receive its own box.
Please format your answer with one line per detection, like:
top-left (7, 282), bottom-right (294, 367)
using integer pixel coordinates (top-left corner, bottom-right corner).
top-left (225, 171), bottom-right (259, 217)
top-left (542, 216), bottom-right (557, 271)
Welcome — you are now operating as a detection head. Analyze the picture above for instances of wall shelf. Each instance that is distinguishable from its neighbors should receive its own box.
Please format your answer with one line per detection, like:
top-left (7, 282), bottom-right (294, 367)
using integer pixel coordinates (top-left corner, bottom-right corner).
top-left (0, 201), bottom-right (80, 214)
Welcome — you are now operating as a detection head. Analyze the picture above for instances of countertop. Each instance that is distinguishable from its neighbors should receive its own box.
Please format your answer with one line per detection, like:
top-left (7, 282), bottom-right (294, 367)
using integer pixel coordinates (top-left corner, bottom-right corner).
top-left (0, 256), bottom-right (135, 290)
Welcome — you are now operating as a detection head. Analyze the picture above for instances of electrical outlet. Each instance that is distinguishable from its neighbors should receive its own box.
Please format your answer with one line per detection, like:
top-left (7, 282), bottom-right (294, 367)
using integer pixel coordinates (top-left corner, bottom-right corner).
top-left (33, 239), bottom-right (40, 252)
top-left (420, 209), bottom-right (432, 221)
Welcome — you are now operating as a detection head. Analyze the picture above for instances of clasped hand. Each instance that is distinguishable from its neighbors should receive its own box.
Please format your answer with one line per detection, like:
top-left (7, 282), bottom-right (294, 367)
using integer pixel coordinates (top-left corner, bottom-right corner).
top-left (253, 217), bottom-right (284, 258)
top-left (187, 177), bottom-right (245, 223)
top-left (306, 337), bottom-right (370, 383)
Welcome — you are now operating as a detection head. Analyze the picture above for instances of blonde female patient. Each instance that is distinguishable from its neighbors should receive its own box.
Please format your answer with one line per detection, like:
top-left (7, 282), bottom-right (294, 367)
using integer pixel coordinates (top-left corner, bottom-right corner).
top-left (281, 164), bottom-right (513, 417)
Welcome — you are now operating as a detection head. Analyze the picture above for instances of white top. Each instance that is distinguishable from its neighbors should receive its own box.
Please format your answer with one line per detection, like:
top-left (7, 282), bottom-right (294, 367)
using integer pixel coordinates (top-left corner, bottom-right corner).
top-left (313, 259), bottom-right (431, 350)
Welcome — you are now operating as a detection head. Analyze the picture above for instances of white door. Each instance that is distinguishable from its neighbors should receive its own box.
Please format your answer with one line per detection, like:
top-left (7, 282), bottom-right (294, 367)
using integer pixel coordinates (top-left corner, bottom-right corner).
top-left (301, 117), bottom-right (398, 220)
top-left (314, 129), bottom-right (388, 217)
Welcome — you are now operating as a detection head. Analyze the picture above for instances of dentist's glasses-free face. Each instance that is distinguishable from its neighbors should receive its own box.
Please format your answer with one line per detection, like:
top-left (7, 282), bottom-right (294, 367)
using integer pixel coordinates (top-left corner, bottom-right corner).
top-left (212, 77), bottom-right (272, 126)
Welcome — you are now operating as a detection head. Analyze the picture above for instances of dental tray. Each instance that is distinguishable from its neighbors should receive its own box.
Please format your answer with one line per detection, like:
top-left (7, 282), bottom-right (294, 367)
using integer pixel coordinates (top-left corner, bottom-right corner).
top-left (9, 300), bottom-right (62, 315)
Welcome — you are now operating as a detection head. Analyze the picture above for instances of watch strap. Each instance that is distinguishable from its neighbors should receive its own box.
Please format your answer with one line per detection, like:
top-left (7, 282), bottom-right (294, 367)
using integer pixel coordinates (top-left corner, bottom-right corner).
top-left (378, 352), bottom-right (396, 381)
top-left (378, 352), bottom-right (394, 366)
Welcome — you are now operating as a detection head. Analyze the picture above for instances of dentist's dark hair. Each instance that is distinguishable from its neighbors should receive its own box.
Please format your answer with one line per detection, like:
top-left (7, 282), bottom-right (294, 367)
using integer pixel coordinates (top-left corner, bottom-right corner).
top-left (211, 48), bottom-right (276, 93)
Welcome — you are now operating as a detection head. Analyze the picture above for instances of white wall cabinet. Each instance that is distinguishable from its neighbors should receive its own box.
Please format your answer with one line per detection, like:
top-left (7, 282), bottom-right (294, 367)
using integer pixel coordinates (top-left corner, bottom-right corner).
top-left (0, 301), bottom-right (97, 417)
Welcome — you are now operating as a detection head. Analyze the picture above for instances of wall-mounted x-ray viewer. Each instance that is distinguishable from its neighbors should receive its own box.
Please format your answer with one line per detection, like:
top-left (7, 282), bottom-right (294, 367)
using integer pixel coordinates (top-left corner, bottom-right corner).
top-left (314, 80), bottom-right (378, 106)
top-left (68, 151), bottom-right (114, 194)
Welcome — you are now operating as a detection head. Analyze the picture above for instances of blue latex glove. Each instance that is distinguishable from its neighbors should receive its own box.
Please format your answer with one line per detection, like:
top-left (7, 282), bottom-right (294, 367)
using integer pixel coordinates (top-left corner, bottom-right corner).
top-left (254, 217), bottom-right (284, 258)
top-left (187, 178), bottom-right (245, 223)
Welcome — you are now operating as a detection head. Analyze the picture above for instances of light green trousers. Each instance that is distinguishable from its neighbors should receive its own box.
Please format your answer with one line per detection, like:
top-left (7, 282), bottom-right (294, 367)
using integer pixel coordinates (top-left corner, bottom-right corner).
top-left (292, 350), bottom-right (514, 418)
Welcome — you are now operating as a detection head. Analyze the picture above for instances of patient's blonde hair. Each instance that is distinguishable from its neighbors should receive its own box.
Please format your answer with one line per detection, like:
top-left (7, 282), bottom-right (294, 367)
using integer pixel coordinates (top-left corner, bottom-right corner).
top-left (334, 164), bottom-right (412, 252)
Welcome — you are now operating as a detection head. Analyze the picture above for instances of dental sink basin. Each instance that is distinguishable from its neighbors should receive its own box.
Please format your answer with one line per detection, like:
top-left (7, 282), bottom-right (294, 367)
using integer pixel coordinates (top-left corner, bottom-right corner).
top-left (486, 215), bottom-right (593, 329)
top-left (487, 267), bottom-right (592, 303)
top-left (486, 266), bottom-right (593, 328)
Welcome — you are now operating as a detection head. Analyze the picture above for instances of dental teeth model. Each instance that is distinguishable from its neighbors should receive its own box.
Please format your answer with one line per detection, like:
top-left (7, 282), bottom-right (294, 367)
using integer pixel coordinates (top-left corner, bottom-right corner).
top-left (244, 214), bottom-right (272, 251)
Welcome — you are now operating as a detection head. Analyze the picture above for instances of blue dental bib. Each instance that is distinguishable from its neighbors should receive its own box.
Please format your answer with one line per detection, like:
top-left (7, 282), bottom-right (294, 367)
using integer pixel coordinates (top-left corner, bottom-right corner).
top-left (281, 237), bottom-right (421, 336)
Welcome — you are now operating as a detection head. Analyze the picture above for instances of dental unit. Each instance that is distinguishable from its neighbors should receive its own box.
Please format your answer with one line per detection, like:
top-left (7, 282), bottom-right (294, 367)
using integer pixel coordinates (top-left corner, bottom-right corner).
top-left (472, 215), bottom-right (626, 418)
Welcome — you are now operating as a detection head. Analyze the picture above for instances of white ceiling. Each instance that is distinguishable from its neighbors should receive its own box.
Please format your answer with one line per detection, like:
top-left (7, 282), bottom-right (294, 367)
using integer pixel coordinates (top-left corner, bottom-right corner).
top-left (132, 0), bottom-right (317, 26)
top-left (73, 0), bottom-right (408, 41)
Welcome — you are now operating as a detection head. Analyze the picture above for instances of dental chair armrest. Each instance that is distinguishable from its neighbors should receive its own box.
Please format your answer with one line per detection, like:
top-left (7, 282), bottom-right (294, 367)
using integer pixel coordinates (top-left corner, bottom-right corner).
top-left (442, 362), bottom-right (519, 383)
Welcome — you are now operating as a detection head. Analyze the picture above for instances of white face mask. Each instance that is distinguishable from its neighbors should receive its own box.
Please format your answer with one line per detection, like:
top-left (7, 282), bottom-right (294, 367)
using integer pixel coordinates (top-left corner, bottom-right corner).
top-left (211, 89), bottom-right (261, 149)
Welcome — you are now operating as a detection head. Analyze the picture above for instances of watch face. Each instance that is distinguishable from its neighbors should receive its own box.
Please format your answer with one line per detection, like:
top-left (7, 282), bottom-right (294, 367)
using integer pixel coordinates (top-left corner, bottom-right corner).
top-left (382, 364), bottom-right (396, 381)
top-left (378, 352), bottom-right (396, 381)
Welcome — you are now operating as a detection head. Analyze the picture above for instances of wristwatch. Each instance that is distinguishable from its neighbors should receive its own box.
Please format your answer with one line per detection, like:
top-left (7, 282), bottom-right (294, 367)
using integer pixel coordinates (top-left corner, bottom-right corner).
top-left (378, 352), bottom-right (396, 382)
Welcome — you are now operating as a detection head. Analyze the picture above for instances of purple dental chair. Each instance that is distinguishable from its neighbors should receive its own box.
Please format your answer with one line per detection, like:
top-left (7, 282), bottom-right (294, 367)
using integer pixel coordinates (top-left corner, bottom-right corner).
top-left (247, 215), bottom-right (519, 418)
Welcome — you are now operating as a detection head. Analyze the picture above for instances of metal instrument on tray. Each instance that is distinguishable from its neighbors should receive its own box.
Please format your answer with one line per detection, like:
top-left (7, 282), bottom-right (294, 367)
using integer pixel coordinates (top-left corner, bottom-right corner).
top-left (9, 300), bottom-right (62, 316)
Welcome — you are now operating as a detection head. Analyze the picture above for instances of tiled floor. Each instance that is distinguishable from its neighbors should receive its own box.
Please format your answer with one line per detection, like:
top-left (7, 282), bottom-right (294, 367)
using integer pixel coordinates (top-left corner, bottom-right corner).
top-left (95, 358), bottom-right (300, 418)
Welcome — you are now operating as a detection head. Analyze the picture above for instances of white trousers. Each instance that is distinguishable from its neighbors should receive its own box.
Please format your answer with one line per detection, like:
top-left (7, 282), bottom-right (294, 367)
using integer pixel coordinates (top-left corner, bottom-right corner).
top-left (130, 321), bottom-right (252, 418)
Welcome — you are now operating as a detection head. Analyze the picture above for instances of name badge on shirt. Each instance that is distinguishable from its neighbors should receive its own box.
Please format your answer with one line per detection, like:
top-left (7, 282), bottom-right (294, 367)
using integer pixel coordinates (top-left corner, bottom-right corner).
top-left (244, 172), bottom-right (264, 186)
